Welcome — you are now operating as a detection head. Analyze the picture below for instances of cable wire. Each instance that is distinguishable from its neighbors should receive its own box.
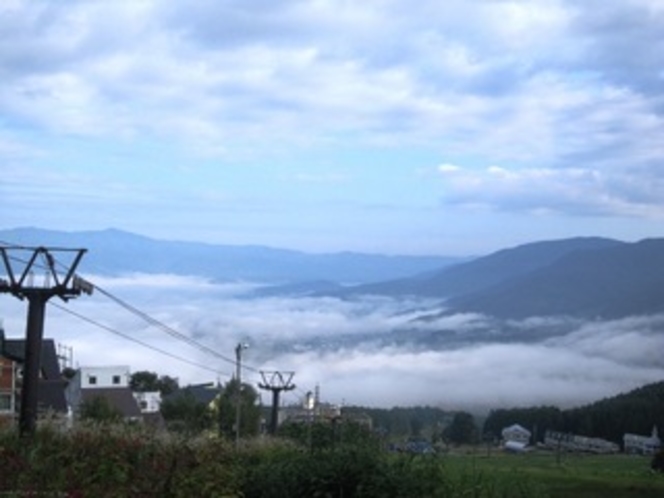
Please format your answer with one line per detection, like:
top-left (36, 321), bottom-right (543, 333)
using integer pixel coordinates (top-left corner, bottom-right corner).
top-left (1, 241), bottom-right (283, 377)
top-left (49, 301), bottom-right (227, 377)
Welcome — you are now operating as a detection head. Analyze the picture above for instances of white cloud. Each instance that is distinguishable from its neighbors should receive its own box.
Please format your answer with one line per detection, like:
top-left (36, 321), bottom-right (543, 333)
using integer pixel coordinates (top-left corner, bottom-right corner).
top-left (437, 164), bottom-right (664, 218)
top-left (3, 274), bottom-right (662, 412)
top-left (1, 0), bottom-right (664, 254)
top-left (1, 0), bottom-right (660, 159)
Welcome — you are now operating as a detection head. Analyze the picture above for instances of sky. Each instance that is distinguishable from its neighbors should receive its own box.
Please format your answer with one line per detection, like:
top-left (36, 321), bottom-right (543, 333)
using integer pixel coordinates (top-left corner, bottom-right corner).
top-left (1, 0), bottom-right (663, 256)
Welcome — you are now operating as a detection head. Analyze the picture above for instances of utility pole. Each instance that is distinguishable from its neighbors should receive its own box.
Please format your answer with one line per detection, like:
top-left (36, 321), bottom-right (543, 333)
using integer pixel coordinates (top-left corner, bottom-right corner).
top-left (305, 390), bottom-right (315, 452)
top-left (0, 246), bottom-right (91, 437)
top-left (258, 371), bottom-right (295, 435)
top-left (234, 342), bottom-right (248, 449)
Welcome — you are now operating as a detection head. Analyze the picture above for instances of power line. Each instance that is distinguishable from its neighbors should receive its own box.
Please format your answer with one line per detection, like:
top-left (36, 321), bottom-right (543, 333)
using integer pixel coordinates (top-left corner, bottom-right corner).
top-left (91, 284), bottom-right (263, 374)
top-left (49, 301), bottom-right (226, 376)
top-left (1, 240), bottom-right (267, 374)
top-left (1, 240), bottom-right (293, 380)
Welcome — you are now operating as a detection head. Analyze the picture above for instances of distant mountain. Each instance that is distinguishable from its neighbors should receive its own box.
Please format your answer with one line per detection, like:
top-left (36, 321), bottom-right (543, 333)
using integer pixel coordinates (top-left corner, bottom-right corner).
top-left (0, 227), bottom-right (460, 284)
top-left (341, 237), bottom-right (623, 298)
top-left (448, 238), bottom-right (664, 319)
top-left (335, 236), bottom-right (664, 320)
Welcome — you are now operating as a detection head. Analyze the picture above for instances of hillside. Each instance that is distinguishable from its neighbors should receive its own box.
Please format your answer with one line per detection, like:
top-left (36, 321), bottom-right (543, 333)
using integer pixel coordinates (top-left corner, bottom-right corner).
top-left (448, 239), bottom-right (664, 319)
top-left (484, 380), bottom-right (664, 446)
top-left (340, 237), bottom-right (623, 298)
top-left (335, 237), bottom-right (664, 320)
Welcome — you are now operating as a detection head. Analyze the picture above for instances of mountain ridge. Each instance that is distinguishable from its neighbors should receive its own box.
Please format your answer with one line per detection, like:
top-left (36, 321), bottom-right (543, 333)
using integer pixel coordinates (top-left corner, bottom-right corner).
top-left (339, 236), bottom-right (624, 299)
top-left (0, 227), bottom-right (461, 284)
top-left (447, 238), bottom-right (664, 319)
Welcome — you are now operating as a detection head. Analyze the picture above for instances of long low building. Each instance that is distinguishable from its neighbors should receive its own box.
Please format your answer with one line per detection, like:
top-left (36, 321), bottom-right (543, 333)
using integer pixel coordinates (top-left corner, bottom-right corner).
top-left (544, 430), bottom-right (619, 454)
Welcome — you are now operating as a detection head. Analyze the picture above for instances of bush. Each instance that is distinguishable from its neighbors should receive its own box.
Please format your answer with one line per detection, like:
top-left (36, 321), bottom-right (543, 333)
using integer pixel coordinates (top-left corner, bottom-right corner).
top-left (652, 449), bottom-right (664, 473)
top-left (0, 423), bottom-right (548, 497)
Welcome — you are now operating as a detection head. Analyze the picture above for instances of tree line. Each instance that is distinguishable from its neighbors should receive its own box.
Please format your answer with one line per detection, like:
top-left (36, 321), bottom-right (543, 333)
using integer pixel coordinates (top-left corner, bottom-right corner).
top-left (483, 381), bottom-right (664, 445)
top-left (85, 371), bottom-right (664, 448)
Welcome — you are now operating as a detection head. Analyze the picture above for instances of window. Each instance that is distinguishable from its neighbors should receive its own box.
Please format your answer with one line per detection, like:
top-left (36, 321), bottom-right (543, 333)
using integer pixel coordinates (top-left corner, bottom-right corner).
top-left (0, 394), bottom-right (11, 412)
top-left (88, 375), bottom-right (97, 385)
top-left (112, 375), bottom-right (121, 385)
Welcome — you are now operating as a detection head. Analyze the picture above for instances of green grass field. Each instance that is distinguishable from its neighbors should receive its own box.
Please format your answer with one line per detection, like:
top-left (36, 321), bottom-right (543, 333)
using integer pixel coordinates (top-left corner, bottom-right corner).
top-left (441, 450), bottom-right (664, 498)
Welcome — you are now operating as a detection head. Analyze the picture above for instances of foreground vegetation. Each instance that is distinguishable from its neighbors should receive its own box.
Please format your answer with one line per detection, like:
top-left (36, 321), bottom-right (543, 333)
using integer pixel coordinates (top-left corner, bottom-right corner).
top-left (445, 450), bottom-right (664, 498)
top-left (1, 422), bottom-right (663, 497)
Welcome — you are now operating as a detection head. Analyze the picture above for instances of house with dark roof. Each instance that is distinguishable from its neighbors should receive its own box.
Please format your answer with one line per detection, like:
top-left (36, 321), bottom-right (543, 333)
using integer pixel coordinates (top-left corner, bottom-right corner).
top-left (163, 382), bottom-right (220, 408)
top-left (66, 366), bottom-right (143, 422)
top-left (0, 325), bottom-right (68, 427)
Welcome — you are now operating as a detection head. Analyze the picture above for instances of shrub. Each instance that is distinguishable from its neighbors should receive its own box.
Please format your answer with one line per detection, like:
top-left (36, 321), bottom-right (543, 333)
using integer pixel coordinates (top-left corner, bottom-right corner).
top-left (0, 424), bottom-right (549, 497)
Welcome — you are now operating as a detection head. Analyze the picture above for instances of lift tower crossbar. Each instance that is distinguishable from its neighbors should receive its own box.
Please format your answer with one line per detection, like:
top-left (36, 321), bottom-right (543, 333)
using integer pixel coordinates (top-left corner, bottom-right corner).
top-left (258, 371), bottom-right (295, 435)
top-left (0, 246), bottom-right (91, 437)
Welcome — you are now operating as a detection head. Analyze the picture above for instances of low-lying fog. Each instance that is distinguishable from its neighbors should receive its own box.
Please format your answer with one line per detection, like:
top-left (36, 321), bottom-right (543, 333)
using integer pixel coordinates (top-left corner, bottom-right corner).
top-left (3, 273), bottom-right (663, 413)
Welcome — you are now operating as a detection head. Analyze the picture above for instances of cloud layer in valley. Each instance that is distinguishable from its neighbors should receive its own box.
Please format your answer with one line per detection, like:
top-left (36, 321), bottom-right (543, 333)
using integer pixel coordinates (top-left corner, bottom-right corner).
top-left (3, 273), bottom-right (662, 412)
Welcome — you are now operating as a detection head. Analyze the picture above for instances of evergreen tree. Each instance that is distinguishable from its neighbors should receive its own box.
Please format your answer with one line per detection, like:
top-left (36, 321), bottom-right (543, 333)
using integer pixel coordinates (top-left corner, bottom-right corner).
top-left (444, 411), bottom-right (478, 445)
top-left (216, 378), bottom-right (262, 439)
top-left (79, 396), bottom-right (122, 423)
top-left (160, 390), bottom-right (212, 434)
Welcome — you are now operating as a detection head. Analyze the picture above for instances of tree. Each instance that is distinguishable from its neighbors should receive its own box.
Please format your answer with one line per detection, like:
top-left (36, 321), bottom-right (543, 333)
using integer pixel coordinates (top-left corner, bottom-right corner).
top-left (130, 370), bottom-right (179, 396)
top-left (216, 378), bottom-right (262, 439)
top-left (160, 390), bottom-right (212, 434)
top-left (444, 411), bottom-right (478, 445)
top-left (652, 450), bottom-right (664, 473)
top-left (79, 396), bottom-right (122, 423)
top-left (278, 418), bottom-right (381, 452)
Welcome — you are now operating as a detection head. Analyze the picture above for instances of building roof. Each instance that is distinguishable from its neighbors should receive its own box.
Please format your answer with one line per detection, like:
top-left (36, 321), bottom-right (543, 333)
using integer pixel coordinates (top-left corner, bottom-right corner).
top-left (37, 379), bottom-right (69, 413)
top-left (164, 382), bottom-right (220, 406)
top-left (2, 337), bottom-right (63, 380)
top-left (502, 424), bottom-right (531, 436)
top-left (0, 330), bottom-right (68, 414)
top-left (80, 388), bottom-right (142, 418)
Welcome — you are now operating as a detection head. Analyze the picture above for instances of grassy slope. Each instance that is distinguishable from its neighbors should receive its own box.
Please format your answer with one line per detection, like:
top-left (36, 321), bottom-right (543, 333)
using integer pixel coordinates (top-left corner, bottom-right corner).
top-left (443, 451), bottom-right (664, 498)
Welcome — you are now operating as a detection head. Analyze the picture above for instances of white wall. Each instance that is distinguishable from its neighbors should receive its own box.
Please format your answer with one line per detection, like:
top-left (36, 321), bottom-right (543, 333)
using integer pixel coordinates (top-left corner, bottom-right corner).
top-left (78, 366), bottom-right (131, 389)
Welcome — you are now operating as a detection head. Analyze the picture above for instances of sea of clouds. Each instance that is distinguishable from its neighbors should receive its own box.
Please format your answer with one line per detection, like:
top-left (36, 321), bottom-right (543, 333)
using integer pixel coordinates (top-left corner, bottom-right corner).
top-left (2, 273), bottom-right (663, 413)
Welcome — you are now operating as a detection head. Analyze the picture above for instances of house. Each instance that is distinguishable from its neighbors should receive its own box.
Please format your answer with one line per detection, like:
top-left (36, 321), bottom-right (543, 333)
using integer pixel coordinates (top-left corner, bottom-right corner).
top-left (281, 401), bottom-right (342, 426)
top-left (504, 440), bottom-right (529, 453)
top-left (0, 326), bottom-right (68, 426)
top-left (501, 424), bottom-right (531, 445)
top-left (66, 366), bottom-right (142, 422)
top-left (133, 391), bottom-right (162, 413)
top-left (133, 391), bottom-right (165, 429)
top-left (160, 382), bottom-right (221, 431)
top-left (624, 427), bottom-right (661, 455)
top-left (163, 382), bottom-right (220, 408)
top-left (0, 355), bottom-right (18, 427)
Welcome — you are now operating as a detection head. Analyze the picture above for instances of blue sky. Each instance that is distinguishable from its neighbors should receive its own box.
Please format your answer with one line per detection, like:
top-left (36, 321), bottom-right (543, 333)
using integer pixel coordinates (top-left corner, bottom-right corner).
top-left (2, 0), bottom-right (663, 256)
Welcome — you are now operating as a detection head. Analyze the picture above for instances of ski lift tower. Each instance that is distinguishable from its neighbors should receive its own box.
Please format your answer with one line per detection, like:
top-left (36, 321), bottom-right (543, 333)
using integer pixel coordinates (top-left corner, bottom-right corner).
top-left (0, 245), bottom-right (92, 437)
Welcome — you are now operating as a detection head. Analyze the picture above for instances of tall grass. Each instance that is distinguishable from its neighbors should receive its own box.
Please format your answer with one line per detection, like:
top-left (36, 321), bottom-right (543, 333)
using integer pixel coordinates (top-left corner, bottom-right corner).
top-left (0, 423), bottom-right (551, 497)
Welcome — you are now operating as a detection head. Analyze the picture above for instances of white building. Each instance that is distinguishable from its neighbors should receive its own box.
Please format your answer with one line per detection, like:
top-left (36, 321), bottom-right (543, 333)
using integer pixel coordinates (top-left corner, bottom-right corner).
top-left (77, 365), bottom-right (131, 389)
top-left (544, 430), bottom-right (619, 454)
top-left (624, 427), bottom-right (661, 455)
top-left (133, 391), bottom-right (162, 413)
top-left (65, 366), bottom-right (141, 422)
top-left (502, 424), bottom-right (531, 445)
